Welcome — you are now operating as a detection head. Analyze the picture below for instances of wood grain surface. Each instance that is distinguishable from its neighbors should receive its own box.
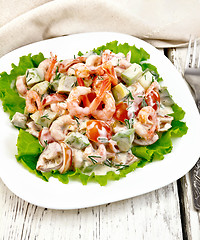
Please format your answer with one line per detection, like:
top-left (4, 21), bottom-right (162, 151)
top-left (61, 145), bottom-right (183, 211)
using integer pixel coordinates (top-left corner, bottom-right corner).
top-left (0, 178), bottom-right (183, 240)
top-left (167, 47), bottom-right (200, 240)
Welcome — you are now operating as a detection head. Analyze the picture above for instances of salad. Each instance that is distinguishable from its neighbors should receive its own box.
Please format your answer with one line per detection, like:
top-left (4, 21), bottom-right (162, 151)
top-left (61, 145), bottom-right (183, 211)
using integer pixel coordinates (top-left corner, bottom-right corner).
top-left (0, 41), bottom-right (188, 185)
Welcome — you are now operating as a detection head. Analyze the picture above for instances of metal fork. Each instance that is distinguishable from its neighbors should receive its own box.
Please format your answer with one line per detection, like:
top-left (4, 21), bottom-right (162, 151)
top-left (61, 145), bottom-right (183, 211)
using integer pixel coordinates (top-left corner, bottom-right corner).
top-left (184, 36), bottom-right (200, 209)
top-left (185, 37), bottom-right (200, 110)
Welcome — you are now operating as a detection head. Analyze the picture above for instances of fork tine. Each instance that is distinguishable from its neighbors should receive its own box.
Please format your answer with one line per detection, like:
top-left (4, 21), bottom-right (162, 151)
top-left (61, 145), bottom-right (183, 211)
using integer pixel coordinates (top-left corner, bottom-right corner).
top-left (185, 36), bottom-right (192, 69)
top-left (192, 38), bottom-right (197, 68)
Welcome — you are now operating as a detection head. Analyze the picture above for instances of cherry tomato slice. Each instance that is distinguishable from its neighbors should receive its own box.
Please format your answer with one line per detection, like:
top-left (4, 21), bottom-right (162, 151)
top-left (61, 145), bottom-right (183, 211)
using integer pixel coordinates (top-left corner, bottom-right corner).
top-left (113, 102), bottom-right (129, 123)
top-left (86, 120), bottom-right (112, 143)
top-left (145, 90), bottom-right (160, 111)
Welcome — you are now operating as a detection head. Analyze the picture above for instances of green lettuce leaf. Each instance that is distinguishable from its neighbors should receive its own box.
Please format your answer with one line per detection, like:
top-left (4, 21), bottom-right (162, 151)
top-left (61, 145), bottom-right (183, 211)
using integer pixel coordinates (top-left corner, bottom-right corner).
top-left (0, 53), bottom-right (45, 118)
top-left (0, 43), bottom-right (188, 186)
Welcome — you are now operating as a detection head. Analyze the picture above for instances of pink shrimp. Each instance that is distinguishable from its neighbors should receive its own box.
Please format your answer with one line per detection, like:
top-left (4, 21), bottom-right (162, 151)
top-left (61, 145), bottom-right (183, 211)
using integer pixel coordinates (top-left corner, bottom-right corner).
top-left (135, 106), bottom-right (158, 140)
top-left (45, 52), bottom-right (57, 82)
top-left (42, 93), bottom-right (67, 107)
top-left (26, 90), bottom-right (43, 114)
top-left (16, 75), bottom-right (28, 97)
top-left (102, 61), bottom-right (118, 86)
top-left (86, 55), bottom-right (102, 67)
top-left (91, 92), bottom-right (116, 121)
top-left (59, 56), bottom-right (87, 73)
top-left (66, 86), bottom-right (91, 117)
top-left (146, 81), bottom-right (159, 96)
top-left (89, 77), bottom-right (111, 113)
top-left (38, 127), bottom-right (55, 147)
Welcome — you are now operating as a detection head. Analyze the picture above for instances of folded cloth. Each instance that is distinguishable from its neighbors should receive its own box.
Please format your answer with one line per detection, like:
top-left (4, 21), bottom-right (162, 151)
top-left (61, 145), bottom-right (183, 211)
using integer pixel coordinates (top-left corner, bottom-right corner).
top-left (0, 0), bottom-right (200, 57)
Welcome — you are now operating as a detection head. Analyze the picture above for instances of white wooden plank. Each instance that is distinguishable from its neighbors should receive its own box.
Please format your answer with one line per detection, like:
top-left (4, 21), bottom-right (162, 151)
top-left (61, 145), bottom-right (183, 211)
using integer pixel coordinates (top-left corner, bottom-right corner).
top-left (167, 47), bottom-right (200, 240)
top-left (0, 178), bottom-right (183, 240)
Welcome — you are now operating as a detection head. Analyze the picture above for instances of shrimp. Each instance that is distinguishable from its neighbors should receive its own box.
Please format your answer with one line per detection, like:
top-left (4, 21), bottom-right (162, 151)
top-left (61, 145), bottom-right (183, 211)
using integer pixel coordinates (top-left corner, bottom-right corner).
top-left (50, 114), bottom-right (77, 141)
top-left (76, 78), bottom-right (90, 107)
top-left (59, 56), bottom-right (87, 73)
top-left (146, 81), bottom-right (159, 96)
top-left (102, 61), bottom-right (118, 86)
top-left (86, 55), bottom-right (102, 67)
top-left (83, 144), bottom-right (107, 164)
top-left (102, 50), bottom-right (124, 64)
top-left (157, 115), bottom-right (173, 132)
top-left (92, 75), bottom-right (106, 91)
top-left (89, 78), bottom-right (111, 112)
top-left (42, 93), bottom-right (67, 107)
top-left (45, 52), bottom-right (57, 82)
top-left (38, 127), bottom-right (55, 147)
top-left (26, 90), bottom-right (43, 114)
top-left (16, 75), bottom-right (28, 97)
top-left (67, 86), bottom-right (91, 117)
top-left (26, 120), bottom-right (42, 138)
top-left (50, 102), bottom-right (68, 115)
top-left (102, 50), bottom-right (131, 69)
top-left (74, 63), bottom-right (90, 78)
top-left (91, 92), bottom-right (116, 121)
top-left (126, 50), bottom-right (131, 62)
top-left (38, 59), bottom-right (51, 73)
top-left (36, 142), bottom-right (72, 173)
top-left (89, 78), bottom-right (115, 120)
top-left (134, 106), bottom-right (158, 141)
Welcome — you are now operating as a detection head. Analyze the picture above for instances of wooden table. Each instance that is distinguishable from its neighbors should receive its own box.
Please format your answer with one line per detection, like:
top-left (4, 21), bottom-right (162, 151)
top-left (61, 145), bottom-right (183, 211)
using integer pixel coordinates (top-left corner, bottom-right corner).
top-left (0, 47), bottom-right (199, 240)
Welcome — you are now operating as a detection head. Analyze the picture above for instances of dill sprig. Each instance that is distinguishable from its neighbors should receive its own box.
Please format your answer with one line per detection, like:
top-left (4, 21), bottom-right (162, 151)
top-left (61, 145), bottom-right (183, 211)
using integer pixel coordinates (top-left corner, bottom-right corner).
top-left (41, 113), bottom-right (50, 120)
top-left (88, 155), bottom-right (102, 165)
top-left (73, 116), bottom-right (80, 127)
top-left (115, 164), bottom-right (129, 171)
top-left (97, 137), bottom-right (109, 143)
top-left (124, 118), bottom-right (134, 129)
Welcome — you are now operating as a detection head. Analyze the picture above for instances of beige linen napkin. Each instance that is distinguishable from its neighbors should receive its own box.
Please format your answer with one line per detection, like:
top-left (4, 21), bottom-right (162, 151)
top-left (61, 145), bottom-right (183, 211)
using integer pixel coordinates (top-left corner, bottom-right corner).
top-left (0, 0), bottom-right (200, 57)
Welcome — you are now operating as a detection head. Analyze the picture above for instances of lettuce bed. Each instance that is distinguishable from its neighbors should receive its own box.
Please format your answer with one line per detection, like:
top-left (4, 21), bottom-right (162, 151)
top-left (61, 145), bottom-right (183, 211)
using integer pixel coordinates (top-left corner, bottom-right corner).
top-left (0, 41), bottom-right (188, 186)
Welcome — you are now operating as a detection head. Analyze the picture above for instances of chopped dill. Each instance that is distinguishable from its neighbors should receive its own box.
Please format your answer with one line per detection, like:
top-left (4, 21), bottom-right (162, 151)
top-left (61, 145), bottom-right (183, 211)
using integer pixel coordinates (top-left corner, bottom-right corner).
top-left (44, 140), bottom-right (48, 146)
top-left (124, 118), bottom-right (134, 129)
top-left (41, 113), bottom-right (50, 120)
top-left (97, 137), bottom-right (108, 143)
top-left (88, 155), bottom-right (102, 165)
top-left (73, 116), bottom-right (80, 127)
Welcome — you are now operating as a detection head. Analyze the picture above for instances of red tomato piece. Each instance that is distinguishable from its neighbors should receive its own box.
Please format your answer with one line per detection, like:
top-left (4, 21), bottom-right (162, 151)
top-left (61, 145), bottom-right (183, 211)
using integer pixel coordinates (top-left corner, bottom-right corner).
top-left (86, 120), bottom-right (112, 143)
top-left (113, 102), bottom-right (129, 123)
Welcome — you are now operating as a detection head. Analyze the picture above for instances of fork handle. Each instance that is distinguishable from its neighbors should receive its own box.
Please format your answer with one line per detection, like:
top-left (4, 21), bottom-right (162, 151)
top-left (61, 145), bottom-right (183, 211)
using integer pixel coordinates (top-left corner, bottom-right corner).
top-left (197, 99), bottom-right (200, 113)
top-left (190, 96), bottom-right (200, 209)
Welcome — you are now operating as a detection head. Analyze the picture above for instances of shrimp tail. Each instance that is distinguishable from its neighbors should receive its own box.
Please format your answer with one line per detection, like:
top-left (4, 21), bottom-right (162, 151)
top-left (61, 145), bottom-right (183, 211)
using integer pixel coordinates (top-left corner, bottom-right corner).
top-left (45, 52), bottom-right (57, 82)
top-left (89, 77), bottom-right (111, 112)
top-left (77, 77), bottom-right (90, 107)
top-left (103, 61), bottom-right (118, 86)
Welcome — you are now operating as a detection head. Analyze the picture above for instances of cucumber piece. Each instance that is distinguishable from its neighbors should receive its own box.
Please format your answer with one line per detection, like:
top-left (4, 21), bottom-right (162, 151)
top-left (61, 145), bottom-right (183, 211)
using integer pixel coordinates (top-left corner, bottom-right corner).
top-left (112, 83), bottom-right (129, 102)
top-left (30, 109), bottom-right (57, 128)
top-left (112, 128), bottom-right (135, 152)
top-left (138, 71), bottom-right (154, 90)
top-left (11, 112), bottom-right (27, 129)
top-left (121, 64), bottom-right (143, 86)
top-left (30, 81), bottom-right (49, 95)
top-left (25, 68), bottom-right (44, 86)
top-left (50, 79), bottom-right (60, 92)
top-left (57, 75), bottom-right (77, 93)
top-left (160, 87), bottom-right (174, 106)
top-left (65, 132), bottom-right (90, 150)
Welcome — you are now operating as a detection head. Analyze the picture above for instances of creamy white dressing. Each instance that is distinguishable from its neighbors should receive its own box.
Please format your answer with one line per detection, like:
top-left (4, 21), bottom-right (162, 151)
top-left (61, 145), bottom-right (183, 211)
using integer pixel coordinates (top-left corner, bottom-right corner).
top-left (72, 149), bottom-right (83, 169)
top-left (85, 165), bottom-right (119, 176)
top-left (159, 105), bottom-right (173, 115)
